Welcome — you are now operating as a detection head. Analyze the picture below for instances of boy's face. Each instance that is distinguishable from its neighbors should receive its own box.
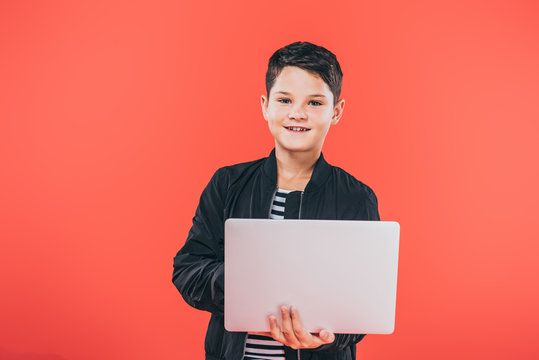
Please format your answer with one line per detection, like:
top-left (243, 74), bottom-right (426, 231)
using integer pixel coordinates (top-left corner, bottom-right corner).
top-left (261, 66), bottom-right (344, 155)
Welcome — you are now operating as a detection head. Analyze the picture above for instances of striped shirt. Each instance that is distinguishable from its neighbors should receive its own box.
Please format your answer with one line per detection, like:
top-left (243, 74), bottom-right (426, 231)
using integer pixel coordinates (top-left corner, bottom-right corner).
top-left (243, 188), bottom-right (292, 360)
top-left (269, 188), bottom-right (291, 219)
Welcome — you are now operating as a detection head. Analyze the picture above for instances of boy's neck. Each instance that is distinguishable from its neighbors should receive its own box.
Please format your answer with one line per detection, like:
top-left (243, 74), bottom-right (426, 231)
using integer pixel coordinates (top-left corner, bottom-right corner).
top-left (274, 146), bottom-right (320, 191)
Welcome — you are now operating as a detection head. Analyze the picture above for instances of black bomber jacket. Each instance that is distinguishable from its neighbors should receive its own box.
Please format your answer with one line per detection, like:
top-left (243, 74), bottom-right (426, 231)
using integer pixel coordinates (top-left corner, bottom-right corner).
top-left (172, 148), bottom-right (380, 360)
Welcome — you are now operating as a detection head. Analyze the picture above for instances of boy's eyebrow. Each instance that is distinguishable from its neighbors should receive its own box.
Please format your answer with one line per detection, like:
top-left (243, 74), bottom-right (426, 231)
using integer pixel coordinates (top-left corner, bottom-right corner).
top-left (274, 91), bottom-right (327, 98)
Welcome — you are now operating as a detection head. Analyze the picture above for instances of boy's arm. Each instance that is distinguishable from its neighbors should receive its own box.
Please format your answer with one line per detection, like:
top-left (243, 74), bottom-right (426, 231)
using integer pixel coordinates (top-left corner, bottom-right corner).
top-left (172, 167), bottom-right (228, 316)
top-left (360, 184), bottom-right (380, 222)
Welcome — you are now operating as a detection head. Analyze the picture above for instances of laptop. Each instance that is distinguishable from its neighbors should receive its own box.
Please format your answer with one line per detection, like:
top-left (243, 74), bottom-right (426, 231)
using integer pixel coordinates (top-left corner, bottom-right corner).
top-left (224, 219), bottom-right (400, 334)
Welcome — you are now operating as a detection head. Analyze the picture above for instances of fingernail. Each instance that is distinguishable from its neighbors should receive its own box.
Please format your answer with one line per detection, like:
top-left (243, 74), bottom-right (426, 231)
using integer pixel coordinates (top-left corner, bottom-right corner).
top-left (321, 330), bottom-right (328, 338)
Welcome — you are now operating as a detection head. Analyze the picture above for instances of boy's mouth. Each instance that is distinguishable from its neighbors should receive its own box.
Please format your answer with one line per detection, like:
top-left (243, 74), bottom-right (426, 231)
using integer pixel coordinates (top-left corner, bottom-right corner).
top-left (284, 126), bottom-right (311, 132)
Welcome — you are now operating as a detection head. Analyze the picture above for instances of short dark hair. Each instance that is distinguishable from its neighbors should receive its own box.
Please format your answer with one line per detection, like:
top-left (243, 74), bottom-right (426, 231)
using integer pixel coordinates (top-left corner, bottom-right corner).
top-left (265, 41), bottom-right (343, 106)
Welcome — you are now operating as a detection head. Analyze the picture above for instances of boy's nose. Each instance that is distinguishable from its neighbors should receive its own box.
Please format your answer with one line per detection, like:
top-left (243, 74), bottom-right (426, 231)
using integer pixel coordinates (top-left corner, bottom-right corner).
top-left (289, 110), bottom-right (306, 120)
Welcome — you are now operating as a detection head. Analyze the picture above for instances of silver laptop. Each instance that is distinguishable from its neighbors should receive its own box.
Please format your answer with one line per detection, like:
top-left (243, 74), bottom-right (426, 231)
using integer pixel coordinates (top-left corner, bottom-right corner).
top-left (224, 219), bottom-right (400, 334)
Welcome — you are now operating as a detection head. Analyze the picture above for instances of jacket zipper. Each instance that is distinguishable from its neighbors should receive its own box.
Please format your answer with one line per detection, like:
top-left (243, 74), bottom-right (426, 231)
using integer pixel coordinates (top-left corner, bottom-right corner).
top-left (241, 333), bottom-right (247, 359)
top-left (298, 191), bottom-right (304, 219)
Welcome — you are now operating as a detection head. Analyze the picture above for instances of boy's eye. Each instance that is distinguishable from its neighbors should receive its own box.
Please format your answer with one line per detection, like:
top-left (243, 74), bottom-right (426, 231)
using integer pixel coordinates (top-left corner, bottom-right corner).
top-left (277, 98), bottom-right (323, 106)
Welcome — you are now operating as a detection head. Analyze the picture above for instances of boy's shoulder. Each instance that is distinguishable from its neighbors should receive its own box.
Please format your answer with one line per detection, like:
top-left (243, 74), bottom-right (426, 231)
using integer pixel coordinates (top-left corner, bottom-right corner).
top-left (329, 165), bottom-right (379, 220)
top-left (208, 155), bottom-right (267, 189)
top-left (212, 155), bottom-right (267, 182)
top-left (220, 155), bottom-right (267, 175)
top-left (330, 164), bottom-right (377, 199)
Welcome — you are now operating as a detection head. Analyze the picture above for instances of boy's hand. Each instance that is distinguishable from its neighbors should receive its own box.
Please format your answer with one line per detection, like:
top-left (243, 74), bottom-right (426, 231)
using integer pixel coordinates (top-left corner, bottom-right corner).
top-left (250, 306), bottom-right (335, 349)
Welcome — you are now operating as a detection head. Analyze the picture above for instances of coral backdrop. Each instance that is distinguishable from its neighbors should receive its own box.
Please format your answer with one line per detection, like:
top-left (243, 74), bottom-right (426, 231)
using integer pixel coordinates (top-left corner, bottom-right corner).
top-left (1, 1), bottom-right (538, 359)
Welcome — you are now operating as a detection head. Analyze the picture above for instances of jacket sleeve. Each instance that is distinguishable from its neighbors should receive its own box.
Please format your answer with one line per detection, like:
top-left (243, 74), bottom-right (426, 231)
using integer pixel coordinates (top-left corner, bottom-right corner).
top-left (363, 185), bottom-right (380, 221)
top-left (172, 167), bottom-right (229, 316)
top-left (308, 185), bottom-right (380, 353)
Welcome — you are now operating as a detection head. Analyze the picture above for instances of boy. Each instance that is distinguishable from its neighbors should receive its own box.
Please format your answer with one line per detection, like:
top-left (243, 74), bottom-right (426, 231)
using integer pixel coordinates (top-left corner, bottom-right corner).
top-left (172, 41), bottom-right (380, 360)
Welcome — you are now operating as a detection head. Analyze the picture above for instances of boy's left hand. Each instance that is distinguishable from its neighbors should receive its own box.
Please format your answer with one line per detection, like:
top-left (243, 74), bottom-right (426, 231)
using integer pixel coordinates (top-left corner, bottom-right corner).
top-left (250, 306), bottom-right (335, 349)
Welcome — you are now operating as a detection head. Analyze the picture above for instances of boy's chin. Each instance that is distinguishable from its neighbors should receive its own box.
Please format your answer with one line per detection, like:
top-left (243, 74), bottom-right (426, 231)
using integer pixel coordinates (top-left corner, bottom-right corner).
top-left (275, 142), bottom-right (317, 154)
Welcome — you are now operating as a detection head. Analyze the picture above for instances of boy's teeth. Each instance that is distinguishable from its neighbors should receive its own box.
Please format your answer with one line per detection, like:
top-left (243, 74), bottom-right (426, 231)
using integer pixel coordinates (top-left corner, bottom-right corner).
top-left (289, 127), bottom-right (308, 131)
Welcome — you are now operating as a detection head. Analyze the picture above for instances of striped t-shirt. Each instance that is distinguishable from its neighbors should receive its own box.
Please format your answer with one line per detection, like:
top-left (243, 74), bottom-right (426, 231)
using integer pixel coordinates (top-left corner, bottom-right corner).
top-left (243, 188), bottom-right (292, 360)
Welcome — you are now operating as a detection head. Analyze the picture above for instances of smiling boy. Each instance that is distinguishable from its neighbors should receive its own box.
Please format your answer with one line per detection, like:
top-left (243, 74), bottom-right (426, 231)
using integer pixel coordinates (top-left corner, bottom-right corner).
top-left (173, 41), bottom-right (380, 360)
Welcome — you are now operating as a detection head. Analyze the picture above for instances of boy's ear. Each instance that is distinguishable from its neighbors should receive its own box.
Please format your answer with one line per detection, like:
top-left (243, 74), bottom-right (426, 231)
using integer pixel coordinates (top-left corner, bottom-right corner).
top-left (261, 94), bottom-right (269, 122)
top-left (331, 98), bottom-right (345, 125)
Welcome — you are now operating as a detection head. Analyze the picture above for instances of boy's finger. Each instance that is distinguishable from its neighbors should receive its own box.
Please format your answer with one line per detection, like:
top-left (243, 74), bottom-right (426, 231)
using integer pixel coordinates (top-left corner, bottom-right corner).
top-left (280, 306), bottom-right (300, 348)
top-left (268, 315), bottom-right (286, 344)
top-left (290, 307), bottom-right (312, 343)
top-left (319, 330), bottom-right (335, 344)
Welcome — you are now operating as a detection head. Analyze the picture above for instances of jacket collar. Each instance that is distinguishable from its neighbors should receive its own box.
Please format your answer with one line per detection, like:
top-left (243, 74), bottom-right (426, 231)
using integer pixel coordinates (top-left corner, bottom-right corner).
top-left (262, 148), bottom-right (332, 193)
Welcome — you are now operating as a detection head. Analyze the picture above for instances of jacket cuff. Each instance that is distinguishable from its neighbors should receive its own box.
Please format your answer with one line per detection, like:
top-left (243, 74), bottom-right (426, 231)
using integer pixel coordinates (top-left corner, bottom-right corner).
top-left (310, 333), bottom-right (366, 353)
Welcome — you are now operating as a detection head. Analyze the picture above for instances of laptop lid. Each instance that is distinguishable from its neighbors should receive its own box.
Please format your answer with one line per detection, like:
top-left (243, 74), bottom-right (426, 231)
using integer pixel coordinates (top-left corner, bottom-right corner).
top-left (224, 219), bottom-right (400, 334)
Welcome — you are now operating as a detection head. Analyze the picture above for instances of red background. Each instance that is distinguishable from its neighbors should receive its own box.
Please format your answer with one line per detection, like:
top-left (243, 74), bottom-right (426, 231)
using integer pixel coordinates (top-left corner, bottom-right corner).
top-left (1, 1), bottom-right (538, 359)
